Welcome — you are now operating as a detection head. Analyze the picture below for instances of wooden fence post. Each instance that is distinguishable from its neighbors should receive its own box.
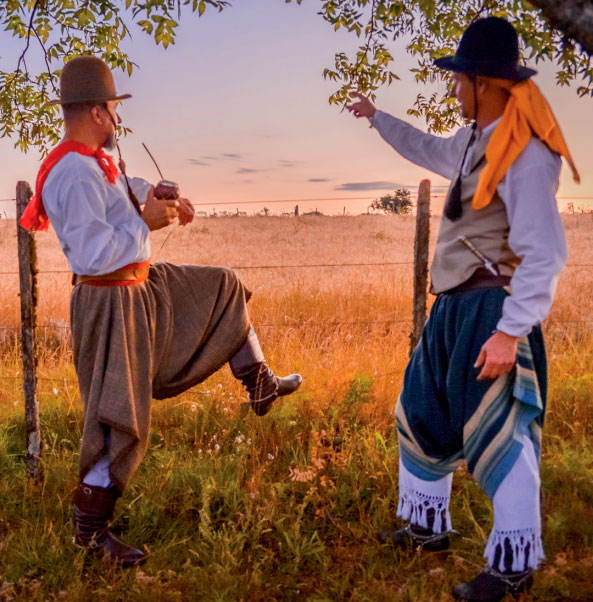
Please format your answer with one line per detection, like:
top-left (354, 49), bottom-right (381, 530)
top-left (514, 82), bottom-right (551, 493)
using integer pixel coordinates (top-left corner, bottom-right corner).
top-left (16, 181), bottom-right (42, 483)
top-left (410, 179), bottom-right (431, 355)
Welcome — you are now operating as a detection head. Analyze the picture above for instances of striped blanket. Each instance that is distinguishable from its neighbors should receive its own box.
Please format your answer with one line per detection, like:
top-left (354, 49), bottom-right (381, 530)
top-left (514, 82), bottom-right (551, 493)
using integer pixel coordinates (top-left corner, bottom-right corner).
top-left (396, 287), bottom-right (546, 500)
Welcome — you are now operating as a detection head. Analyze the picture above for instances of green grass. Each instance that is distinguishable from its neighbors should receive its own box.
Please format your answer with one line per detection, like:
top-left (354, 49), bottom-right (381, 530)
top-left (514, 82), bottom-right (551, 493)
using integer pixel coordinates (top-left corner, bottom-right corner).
top-left (1, 361), bottom-right (593, 601)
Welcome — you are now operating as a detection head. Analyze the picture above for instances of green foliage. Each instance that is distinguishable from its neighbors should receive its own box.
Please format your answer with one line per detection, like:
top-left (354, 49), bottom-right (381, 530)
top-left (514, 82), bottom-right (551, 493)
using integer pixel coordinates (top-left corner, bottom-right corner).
top-left (0, 0), bottom-right (230, 155)
top-left (370, 188), bottom-right (412, 214)
top-left (288, 0), bottom-right (593, 132)
top-left (2, 0), bottom-right (593, 153)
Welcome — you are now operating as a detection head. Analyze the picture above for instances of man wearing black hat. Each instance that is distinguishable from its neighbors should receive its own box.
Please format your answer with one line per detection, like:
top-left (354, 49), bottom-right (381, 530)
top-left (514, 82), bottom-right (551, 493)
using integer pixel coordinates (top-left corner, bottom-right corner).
top-left (348, 17), bottom-right (579, 602)
top-left (21, 55), bottom-right (302, 568)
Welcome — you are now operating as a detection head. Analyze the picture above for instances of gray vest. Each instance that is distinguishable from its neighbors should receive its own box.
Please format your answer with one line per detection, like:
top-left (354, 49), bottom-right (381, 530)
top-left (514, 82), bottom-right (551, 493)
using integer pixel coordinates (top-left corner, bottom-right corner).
top-left (430, 127), bottom-right (520, 294)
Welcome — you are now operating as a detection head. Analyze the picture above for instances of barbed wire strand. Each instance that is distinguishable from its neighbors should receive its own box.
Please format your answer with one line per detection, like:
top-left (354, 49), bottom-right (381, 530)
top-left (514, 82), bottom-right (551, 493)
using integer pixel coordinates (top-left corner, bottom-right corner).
top-left (1, 261), bottom-right (593, 276)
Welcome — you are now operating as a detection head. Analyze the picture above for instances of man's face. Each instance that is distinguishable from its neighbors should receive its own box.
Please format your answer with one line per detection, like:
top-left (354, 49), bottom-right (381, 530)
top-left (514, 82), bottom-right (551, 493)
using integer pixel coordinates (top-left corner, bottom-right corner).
top-left (101, 100), bottom-right (121, 151)
top-left (449, 73), bottom-right (476, 120)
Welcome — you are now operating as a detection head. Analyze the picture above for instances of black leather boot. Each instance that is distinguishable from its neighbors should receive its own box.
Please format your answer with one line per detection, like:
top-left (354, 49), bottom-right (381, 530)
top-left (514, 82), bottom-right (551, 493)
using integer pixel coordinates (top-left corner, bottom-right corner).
top-left (378, 524), bottom-right (450, 551)
top-left (73, 483), bottom-right (147, 568)
top-left (234, 362), bottom-right (302, 416)
top-left (452, 567), bottom-right (534, 601)
top-left (230, 326), bottom-right (302, 415)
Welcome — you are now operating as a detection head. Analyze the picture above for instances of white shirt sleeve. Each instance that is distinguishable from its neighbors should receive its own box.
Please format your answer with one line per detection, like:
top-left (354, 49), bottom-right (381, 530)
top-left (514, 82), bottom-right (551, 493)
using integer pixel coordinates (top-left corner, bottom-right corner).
top-left (43, 155), bottom-right (150, 276)
top-left (496, 139), bottom-right (566, 337)
top-left (122, 175), bottom-right (153, 205)
top-left (371, 110), bottom-right (468, 180)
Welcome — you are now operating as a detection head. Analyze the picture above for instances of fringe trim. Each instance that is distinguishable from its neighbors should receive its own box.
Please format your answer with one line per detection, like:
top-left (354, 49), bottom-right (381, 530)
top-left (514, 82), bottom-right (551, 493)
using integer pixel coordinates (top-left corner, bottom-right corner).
top-left (485, 527), bottom-right (545, 572)
top-left (396, 487), bottom-right (452, 534)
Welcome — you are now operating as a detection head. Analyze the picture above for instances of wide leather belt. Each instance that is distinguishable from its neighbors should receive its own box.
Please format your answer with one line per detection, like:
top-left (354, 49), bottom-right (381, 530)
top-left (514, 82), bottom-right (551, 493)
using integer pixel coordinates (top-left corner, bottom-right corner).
top-left (441, 267), bottom-right (511, 295)
top-left (73, 260), bottom-right (151, 287)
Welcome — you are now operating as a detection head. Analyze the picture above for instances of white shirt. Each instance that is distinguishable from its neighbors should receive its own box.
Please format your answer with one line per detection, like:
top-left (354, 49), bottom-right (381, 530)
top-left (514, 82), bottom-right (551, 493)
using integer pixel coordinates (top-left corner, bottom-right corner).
top-left (42, 152), bottom-right (152, 276)
top-left (371, 110), bottom-right (567, 337)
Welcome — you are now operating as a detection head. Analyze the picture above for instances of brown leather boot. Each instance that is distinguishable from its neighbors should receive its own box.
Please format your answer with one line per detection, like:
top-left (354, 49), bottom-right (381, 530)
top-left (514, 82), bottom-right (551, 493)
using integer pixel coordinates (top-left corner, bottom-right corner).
top-left (73, 483), bottom-right (147, 568)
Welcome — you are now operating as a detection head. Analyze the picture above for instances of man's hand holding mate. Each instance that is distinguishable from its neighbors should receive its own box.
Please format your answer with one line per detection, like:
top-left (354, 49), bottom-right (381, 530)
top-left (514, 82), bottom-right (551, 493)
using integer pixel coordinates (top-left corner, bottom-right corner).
top-left (177, 197), bottom-right (195, 226)
top-left (142, 188), bottom-right (179, 231)
top-left (474, 330), bottom-right (518, 381)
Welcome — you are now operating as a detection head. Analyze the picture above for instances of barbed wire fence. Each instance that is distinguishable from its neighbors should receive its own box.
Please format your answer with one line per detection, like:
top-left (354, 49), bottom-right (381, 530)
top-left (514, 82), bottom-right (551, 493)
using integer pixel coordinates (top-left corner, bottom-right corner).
top-left (8, 180), bottom-right (593, 482)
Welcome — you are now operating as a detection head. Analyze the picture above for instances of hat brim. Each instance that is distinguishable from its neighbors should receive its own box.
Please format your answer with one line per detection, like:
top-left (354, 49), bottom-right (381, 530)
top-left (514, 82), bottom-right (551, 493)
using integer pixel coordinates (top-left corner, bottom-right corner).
top-left (434, 55), bottom-right (536, 82)
top-left (44, 93), bottom-right (132, 107)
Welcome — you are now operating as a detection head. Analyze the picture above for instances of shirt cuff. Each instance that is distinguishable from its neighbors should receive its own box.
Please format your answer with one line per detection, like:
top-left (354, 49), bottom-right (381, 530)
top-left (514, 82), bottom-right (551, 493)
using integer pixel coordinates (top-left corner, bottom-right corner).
top-left (495, 316), bottom-right (532, 339)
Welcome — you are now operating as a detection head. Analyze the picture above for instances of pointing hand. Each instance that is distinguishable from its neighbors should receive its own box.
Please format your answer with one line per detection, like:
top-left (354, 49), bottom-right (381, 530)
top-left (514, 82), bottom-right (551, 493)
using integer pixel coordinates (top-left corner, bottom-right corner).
top-left (346, 92), bottom-right (377, 119)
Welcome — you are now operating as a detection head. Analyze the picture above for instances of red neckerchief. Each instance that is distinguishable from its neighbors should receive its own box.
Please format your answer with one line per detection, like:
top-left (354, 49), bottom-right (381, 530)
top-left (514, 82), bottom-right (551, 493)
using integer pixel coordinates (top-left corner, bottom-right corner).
top-left (20, 141), bottom-right (120, 232)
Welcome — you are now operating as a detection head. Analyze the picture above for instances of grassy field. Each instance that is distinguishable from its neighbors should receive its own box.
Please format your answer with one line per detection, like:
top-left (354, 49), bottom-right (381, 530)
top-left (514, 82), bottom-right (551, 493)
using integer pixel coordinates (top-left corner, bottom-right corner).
top-left (1, 214), bottom-right (592, 601)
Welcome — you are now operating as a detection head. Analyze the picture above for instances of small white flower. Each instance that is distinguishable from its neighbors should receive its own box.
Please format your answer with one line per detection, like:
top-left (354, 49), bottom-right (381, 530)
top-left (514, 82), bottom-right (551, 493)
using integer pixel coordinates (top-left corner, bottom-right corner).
top-left (249, 492), bottom-right (256, 499)
top-left (289, 420), bottom-right (297, 426)
top-left (223, 407), bottom-right (229, 413)
top-left (190, 404), bottom-right (197, 412)
top-left (52, 388), bottom-right (58, 395)
top-left (12, 400), bottom-right (18, 406)
top-left (198, 449), bottom-right (202, 454)
top-left (267, 453), bottom-right (274, 461)
top-left (214, 444), bottom-right (220, 451)
top-left (235, 435), bottom-right (244, 445)
top-left (247, 438), bottom-right (252, 445)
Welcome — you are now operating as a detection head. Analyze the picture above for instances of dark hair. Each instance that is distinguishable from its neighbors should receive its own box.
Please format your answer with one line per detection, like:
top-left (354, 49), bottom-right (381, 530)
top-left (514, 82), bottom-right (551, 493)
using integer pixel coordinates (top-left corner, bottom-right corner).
top-left (61, 101), bottom-right (99, 122)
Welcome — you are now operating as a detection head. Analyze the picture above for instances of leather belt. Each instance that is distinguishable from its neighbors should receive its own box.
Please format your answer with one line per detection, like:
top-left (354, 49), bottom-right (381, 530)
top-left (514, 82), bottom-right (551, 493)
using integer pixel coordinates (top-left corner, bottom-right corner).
top-left (73, 260), bottom-right (150, 287)
top-left (441, 267), bottom-right (511, 295)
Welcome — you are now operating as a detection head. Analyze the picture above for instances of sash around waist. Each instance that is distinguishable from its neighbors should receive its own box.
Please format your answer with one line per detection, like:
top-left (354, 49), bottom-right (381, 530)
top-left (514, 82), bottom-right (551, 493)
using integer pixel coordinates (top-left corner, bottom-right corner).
top-left (73, 259), bottom-right (151, 287)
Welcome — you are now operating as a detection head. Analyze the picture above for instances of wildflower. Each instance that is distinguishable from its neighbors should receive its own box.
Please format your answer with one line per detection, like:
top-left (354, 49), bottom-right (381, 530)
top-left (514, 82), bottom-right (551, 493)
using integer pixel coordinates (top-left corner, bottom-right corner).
top-left (190, 404), bottom-right (197, 412)
top-left (12, 400), bottom-right (18, 406)
top-left (52, 388), bottom-right (58, 395)
top-left (223, 407), bottom-right (229, 413)
top-left (198, 449), bottom-right (202, 454)
top-left (289, 420), bottom-right (297, 426)
top-left (267, 453), bottom-right (275, 461)
top-left (214, 444), bottom-right (220, 451)
top-left (235, 435), bottom-right (245, 445)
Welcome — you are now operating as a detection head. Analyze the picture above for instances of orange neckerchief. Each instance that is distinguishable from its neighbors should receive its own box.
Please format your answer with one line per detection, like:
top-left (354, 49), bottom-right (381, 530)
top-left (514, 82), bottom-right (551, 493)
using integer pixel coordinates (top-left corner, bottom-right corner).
top-left (20, 141), bottom-right (120, 232)
top-left (473, 78), bottom-right (580, 211)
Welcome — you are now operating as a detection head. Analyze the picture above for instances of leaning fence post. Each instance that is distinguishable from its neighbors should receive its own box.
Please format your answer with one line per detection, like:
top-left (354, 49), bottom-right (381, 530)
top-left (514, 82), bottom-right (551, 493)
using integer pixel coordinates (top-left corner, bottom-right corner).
top-left (16, 181), bottom-right (42, 483)
top-left (410, 179), bottom-right (431, 355)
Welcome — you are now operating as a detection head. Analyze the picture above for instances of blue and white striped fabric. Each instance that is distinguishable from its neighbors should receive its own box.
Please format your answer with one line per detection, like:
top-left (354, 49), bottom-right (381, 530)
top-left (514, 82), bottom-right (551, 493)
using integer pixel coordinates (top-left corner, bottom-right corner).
top-left (396, 287), bottom-right (546, 500)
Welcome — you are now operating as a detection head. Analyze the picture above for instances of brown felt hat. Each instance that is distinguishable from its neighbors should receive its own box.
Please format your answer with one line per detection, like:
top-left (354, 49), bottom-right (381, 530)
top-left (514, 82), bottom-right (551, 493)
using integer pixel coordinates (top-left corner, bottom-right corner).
top-left (46, 55), bottom-right (132, 106)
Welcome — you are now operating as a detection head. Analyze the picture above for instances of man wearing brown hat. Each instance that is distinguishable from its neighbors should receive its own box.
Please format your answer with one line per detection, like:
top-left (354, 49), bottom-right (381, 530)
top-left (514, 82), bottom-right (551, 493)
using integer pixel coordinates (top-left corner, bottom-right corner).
top-left (347, 17), bottom-right (579, 602)
top-left (21, 55), bottom-right (302, 568)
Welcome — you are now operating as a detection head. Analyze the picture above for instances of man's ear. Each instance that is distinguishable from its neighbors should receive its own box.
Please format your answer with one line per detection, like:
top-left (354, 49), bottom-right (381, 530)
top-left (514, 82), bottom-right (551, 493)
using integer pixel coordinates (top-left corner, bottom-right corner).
top-left (476, 76), bottom-right (489, 96)
top-left (88, 104), bottom-right (105, 126)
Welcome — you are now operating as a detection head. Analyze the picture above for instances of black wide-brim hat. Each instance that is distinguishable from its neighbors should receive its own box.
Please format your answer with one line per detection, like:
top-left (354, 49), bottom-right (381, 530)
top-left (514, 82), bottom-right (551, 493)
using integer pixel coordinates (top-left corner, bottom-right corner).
top-left (46, 55), bottom-right (132, 106)
top-left (434, 17), bottom-right (536, 81)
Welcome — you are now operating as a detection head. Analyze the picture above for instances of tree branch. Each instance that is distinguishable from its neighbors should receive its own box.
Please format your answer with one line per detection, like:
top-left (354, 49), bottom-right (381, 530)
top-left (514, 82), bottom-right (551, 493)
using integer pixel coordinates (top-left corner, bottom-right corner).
top-left (528, 0), bottom-right (593, 55)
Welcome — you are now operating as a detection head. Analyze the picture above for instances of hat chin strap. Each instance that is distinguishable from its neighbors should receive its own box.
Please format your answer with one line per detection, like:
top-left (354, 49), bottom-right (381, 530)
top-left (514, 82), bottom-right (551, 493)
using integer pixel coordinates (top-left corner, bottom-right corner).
top-left (471, 75), bottom-right (480, 127)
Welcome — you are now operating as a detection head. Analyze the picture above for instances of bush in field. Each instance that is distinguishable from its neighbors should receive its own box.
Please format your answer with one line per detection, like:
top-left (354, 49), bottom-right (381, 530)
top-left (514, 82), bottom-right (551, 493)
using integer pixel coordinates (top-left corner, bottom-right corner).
top-left (370, 189), bottom-right (412, 215)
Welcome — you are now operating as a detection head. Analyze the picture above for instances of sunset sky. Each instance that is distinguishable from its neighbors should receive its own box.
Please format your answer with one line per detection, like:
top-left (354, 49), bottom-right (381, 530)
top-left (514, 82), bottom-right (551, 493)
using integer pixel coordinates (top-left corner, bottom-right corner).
top-left (1, 0), bottom-right (592, 217)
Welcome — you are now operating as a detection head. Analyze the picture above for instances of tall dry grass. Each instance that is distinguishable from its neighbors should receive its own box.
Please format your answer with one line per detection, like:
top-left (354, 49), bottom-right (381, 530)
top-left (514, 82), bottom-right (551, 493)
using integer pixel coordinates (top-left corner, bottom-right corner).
top-left (0, 214), bottom-right (592, 601)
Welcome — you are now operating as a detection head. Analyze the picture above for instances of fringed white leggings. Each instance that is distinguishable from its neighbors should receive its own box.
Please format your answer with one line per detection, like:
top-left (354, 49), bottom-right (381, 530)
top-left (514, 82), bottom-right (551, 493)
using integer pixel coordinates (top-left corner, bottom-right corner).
top-left (398, 436), bottom-right (544, 572)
